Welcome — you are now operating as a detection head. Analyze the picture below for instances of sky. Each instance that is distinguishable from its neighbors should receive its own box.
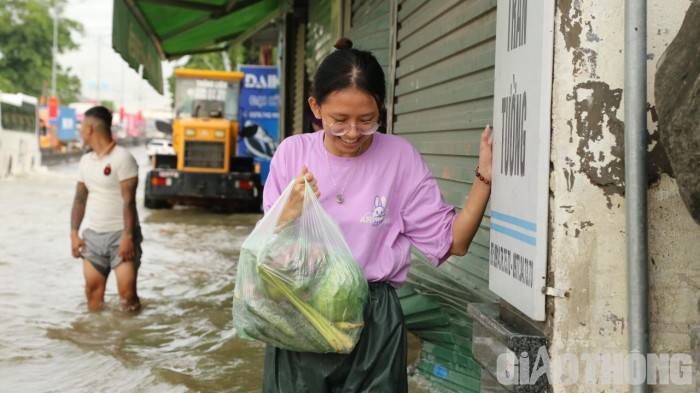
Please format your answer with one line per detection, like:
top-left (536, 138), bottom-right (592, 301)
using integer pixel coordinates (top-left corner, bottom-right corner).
top-left (57, 0), bottom-right (183, 115)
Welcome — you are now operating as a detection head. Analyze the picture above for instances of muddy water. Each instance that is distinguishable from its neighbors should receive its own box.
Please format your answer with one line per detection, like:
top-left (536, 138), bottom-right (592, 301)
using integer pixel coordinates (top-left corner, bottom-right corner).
top-left (0, 147), bottom-right (431, 392)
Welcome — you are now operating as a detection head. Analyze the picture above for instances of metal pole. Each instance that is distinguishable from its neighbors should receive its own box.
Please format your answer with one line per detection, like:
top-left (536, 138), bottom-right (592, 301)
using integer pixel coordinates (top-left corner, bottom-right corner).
top-left (51, 0), bottom-right (59, 97)
top-left (96, 36), bottom-right (101, 103)
top-left (221, 51), bottom-right (231, 72)
top-left (624, 0), bottom-right (649, 391)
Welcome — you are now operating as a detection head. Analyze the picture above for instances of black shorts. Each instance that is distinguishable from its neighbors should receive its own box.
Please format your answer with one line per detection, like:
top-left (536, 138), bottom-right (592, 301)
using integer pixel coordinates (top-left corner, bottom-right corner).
top-left (263, 282), bottom-right (408, 393)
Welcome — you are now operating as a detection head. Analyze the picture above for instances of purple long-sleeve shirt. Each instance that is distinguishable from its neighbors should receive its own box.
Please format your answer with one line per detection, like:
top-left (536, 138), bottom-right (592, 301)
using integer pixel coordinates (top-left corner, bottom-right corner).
top-left (263, 131), bottom-right (456, 288)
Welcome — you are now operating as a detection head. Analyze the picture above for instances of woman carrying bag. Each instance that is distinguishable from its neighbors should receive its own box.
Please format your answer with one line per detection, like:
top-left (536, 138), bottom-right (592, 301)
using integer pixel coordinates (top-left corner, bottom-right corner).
top-left (262, 37), bottom-right (493, 393)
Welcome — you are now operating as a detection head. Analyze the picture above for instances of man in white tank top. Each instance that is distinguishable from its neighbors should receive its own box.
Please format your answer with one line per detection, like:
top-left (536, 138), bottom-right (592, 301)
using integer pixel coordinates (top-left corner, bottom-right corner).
top-left (70, 106), bottom-right (142, 312)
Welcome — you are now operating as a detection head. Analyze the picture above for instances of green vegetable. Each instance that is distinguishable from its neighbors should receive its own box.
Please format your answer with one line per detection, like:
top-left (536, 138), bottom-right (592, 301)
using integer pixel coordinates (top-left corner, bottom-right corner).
top-left (310, 251), bottom-right (368, 322)
top-left (233, 224), bottom-right (369, 353)
top-left (257, 263), bottom-right (357, 353)
top-left (234, 297), bottom-right (328, 351)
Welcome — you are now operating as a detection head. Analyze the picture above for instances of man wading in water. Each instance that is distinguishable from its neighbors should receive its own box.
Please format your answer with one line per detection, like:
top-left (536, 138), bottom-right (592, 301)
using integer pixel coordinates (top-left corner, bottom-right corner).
top-left (70, 106), bottom-right (142, 312)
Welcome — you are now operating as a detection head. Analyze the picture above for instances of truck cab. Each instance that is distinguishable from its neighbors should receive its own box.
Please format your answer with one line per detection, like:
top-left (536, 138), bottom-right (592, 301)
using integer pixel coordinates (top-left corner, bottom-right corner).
top-left (145, 69), bottom-right (261, 212)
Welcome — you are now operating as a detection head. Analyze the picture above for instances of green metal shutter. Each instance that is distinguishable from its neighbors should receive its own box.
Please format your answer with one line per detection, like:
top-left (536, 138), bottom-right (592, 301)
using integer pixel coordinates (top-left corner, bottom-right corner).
top-left (305, 0), bottom-right (342, 77)
top-left (297, 0), bottom-right (343, 134)
top-left (391, 1), bottom-right (500, 392)
top-left (346, 0), bottom-right (392, 77)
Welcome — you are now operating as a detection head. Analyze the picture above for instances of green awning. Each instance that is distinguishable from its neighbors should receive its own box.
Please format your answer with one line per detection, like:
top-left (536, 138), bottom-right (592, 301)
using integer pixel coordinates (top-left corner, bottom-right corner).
top-left (111, 0), bottom-right (287, 94)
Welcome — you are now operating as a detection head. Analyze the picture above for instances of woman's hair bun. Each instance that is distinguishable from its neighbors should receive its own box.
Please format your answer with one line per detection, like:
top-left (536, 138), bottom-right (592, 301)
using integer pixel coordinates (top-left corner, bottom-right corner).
top-left (334, 37), bottom-right (354, 50)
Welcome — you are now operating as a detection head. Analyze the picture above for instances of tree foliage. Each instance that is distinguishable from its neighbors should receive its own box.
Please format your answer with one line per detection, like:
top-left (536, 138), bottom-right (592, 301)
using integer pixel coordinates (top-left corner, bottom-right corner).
top-left (0, 0), bottom-right (83, 103)
top-left (99, 100), bottom-right (114, 112)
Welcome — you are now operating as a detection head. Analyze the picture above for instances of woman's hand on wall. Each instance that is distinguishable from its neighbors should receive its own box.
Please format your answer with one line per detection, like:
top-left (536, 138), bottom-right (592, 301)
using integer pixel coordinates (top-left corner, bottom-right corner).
top-left (478, 125), bottom-right (494, 183)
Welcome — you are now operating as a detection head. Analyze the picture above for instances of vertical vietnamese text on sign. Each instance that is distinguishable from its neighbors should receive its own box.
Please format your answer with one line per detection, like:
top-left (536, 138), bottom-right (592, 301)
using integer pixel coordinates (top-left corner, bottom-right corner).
top-left (238, 65), bottom-right (280, 185)
top-left (489, 0), bottom-right (555, 321)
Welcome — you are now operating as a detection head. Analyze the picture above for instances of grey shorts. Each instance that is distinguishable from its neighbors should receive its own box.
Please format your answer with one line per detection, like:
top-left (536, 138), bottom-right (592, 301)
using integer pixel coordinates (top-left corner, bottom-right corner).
top-left (82, 227), bottom-right (143, 277)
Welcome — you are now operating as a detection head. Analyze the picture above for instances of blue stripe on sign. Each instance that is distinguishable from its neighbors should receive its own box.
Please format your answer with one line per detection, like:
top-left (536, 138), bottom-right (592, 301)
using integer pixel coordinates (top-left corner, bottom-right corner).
top-left (491, 210), bottom-right (537, 232)
top-left (491, 223), bottom-right (537, 246)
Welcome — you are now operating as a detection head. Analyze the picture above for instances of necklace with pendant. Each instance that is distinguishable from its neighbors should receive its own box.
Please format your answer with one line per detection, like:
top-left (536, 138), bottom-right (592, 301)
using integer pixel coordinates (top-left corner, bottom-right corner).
top-left (324, 143), bottom-right (361, 204)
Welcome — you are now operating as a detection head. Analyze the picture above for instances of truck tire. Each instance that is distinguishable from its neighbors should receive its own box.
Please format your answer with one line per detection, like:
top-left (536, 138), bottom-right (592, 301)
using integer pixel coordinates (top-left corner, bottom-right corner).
top-left (145, 196), bottom-right (173, 209)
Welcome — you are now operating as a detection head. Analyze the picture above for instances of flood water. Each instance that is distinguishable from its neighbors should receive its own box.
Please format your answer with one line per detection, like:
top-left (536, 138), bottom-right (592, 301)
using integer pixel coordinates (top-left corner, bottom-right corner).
top-left (0, 146), bottom-right (431, 392)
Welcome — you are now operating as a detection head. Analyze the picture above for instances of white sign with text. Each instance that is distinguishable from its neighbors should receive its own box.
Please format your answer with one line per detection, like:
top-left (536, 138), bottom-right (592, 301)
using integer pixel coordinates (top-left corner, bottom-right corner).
top-left (489, 0), bottom-right (555, 321)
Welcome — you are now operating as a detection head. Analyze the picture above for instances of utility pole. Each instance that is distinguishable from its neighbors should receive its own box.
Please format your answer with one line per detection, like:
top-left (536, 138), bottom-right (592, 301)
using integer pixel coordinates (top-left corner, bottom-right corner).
top-left (120, 64), bottom-right (125, 111)
top-left (222, 51), bottom-right (231, 72)
top-left (96, 35), bottom-right (101, 103)
top-left (51, 0), bottom-right (59, 97)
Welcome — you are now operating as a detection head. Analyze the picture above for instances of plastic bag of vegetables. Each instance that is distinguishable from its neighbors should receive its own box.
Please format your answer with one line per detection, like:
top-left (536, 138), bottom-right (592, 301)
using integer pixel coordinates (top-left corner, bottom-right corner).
top-left (232, 178), bottom-right (368, 354)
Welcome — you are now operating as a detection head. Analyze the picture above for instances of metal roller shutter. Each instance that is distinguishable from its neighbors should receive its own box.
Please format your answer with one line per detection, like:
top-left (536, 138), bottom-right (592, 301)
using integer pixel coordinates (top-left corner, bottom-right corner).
top-left (391, 1), bottom-right (500, 391)
top-left (346, 0), bottom-right (392, 77)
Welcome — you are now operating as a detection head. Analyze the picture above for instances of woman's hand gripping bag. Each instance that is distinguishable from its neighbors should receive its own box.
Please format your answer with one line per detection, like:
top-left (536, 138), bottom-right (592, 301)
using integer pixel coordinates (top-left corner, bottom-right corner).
top-left (232, 179), bottom-right (369, 353)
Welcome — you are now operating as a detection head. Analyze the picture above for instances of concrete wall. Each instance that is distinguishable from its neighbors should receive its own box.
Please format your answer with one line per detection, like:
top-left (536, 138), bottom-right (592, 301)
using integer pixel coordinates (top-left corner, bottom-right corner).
top-left (549, 0), bottom-right (699, 391)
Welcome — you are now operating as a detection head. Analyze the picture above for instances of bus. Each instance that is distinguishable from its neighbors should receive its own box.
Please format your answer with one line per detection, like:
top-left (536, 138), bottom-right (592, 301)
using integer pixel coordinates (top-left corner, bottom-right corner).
top-left (0, 92), bottom-right (41, 178)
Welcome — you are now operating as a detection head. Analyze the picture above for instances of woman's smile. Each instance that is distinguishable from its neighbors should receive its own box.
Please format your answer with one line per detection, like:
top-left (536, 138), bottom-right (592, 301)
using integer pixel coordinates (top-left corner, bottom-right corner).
top-left (310, 87), bottom-right (379, 157)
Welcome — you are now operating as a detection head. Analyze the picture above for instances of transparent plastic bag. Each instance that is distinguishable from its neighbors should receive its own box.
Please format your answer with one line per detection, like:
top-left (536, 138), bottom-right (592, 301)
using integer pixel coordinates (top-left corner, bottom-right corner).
top-left (233, 179), bottom-right (369, 353)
